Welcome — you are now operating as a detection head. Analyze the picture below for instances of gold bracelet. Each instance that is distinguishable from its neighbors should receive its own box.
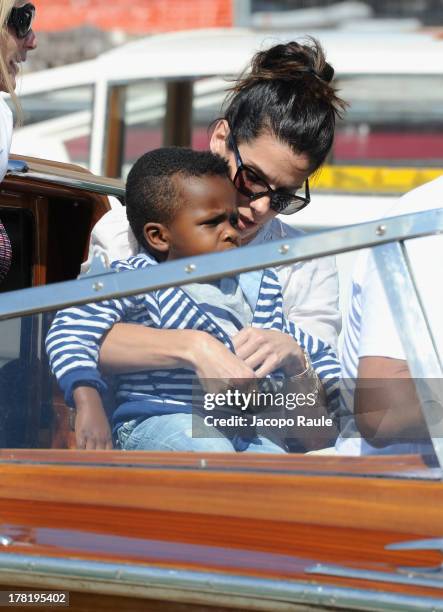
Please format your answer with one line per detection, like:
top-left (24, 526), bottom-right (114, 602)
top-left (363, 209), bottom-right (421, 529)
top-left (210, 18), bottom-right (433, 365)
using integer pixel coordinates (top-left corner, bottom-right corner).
top-left (288, 350), bottom-right (312, 379)
top-left (288, 351), bottom-right (321, 397)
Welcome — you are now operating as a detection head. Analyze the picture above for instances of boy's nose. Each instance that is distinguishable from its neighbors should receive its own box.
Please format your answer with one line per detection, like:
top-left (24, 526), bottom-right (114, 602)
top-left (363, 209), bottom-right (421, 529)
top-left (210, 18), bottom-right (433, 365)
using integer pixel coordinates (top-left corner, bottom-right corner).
top-left (224, 224), bottom-right (240, 246)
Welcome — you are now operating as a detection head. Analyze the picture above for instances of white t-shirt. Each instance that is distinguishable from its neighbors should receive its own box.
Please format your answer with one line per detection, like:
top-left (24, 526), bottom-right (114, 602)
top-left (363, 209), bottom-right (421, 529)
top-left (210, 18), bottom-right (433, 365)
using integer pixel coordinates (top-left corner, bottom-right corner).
top-left (338, 176), bottom-right (443, 455)
top-left (81, 204), bottom-right (341, 348)
top-left (0, 97), bottom-right (13, 182)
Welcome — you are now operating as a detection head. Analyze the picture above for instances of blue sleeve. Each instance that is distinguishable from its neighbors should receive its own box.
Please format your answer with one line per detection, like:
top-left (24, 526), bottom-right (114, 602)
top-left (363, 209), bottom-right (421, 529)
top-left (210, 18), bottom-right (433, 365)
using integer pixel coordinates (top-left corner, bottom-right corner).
top-left (57, 369), bottom-right (108, 407)
top-left (46, 256), bottom-right (165, 406)
top-left (45, 296), bottom-right (142, 406)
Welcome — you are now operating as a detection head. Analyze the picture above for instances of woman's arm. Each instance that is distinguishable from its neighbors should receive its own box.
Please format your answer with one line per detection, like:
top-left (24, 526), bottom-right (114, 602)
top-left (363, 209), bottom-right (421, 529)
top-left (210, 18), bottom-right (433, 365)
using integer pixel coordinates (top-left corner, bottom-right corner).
top-left (100, 324), bottom-right (257, 393)
top-left (100, 325), bottom-right (201, 373)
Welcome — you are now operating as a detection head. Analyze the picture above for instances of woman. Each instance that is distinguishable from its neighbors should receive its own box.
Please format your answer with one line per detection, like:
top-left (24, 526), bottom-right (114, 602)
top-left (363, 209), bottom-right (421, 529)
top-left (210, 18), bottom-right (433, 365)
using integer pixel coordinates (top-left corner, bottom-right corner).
top-left (81, 38), bottom-right (346, 450)
top-left (0, 0), bottom-right (36, 283)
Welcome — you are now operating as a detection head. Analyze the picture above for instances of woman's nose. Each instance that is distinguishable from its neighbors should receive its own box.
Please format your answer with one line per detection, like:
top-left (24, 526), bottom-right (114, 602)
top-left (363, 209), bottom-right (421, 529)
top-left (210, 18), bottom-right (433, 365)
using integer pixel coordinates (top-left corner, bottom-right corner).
top-left (249, 195), bottom-right (271, 216)
top-left (24, 30), bottom-right (37, 50)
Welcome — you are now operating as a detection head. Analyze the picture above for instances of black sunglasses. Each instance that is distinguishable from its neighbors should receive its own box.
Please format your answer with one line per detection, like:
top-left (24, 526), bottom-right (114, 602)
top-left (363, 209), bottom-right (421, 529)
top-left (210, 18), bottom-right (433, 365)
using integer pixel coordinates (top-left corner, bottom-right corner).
top-left (7, 3), bottom-right (35, 39)
top-left (228, 132), bottom-right (310, 216)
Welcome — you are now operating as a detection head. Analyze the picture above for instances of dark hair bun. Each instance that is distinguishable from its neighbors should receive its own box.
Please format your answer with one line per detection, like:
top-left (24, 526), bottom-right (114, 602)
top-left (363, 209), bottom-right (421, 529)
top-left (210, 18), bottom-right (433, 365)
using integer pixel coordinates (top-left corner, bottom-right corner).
top-left (249, 37), bottom-right (334, 84)
top-left (319, 60), bottom-right (334, 83)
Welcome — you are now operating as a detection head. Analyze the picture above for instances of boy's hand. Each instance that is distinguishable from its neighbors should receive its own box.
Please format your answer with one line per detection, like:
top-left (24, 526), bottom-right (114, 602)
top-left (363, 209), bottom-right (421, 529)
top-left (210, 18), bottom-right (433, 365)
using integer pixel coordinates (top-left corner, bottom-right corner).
top-left (73, 387), bottom-right (113, 450)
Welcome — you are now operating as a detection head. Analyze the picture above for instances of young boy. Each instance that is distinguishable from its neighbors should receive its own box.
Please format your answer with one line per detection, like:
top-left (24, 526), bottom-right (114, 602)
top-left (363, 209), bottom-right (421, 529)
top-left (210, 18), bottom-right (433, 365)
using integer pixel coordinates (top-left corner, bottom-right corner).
top-left (46, 148), bottom-right (339, 452)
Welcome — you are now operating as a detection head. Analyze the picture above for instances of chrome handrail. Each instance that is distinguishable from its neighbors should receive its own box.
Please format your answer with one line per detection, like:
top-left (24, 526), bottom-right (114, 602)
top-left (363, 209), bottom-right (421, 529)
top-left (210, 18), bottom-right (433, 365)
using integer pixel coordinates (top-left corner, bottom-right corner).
top-left (0, 209), bottom-right (442, 319)
top-left (0, 552), bottom-right (442, 611)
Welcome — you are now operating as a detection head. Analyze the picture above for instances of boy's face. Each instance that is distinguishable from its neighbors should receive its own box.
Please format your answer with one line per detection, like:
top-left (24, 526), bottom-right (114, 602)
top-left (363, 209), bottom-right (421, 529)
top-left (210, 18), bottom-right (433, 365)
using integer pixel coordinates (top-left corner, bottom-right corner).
top-left (164, 175), bottom-right (240, 260)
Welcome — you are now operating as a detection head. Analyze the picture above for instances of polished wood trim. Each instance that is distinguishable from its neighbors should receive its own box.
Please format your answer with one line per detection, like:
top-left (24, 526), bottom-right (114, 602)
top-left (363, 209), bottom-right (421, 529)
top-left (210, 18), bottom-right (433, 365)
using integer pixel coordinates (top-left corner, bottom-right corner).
top-left (9, 154), bottom-right (103, 175)
top-left (0, 455), bottom-right (439, 535)
top-left (0, 449), bottom-right (431, 472)
top-left (2, 178), bottom-right (111, 220)
top-left (0, 455), bottom-right (441, 601)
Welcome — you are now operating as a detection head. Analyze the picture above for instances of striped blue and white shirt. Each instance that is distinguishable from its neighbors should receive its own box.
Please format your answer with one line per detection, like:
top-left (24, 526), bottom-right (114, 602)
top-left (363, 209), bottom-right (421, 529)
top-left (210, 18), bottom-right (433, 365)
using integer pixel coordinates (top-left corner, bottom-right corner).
top-left (46, 253), bottom-right (340, 431)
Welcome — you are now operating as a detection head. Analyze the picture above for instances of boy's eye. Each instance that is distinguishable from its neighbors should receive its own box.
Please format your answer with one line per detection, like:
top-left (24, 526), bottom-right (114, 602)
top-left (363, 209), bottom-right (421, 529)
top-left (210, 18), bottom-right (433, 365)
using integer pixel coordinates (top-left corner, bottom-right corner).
top-left (229, 212), bottom-right (239, 228)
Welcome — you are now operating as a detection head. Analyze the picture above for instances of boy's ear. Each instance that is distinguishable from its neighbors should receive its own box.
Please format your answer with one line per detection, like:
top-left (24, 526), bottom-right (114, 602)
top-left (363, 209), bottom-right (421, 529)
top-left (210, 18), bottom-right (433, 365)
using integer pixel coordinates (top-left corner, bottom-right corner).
top-left (210, 119), bottom-right (229, 157)
top-left (143, 222), bottom-right (170, 254)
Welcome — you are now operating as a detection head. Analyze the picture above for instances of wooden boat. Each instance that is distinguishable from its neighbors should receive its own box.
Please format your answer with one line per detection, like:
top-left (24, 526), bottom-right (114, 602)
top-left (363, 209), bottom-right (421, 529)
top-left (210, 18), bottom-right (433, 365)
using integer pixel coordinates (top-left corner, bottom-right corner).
top-left (0, 450), bottom-right (441, 611)
top-left (0, 156), bottom-right (442, 610)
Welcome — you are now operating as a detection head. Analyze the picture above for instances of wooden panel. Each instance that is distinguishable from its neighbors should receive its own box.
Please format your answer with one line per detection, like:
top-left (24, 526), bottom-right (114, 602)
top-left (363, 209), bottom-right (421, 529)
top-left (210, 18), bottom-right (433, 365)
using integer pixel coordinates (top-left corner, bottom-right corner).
top-left (0, 457), bottom-right (439, 535)
top-left (0, 456), bottom-right (440, 601)
top-left (0, 449), bottom-right (432, 473)
top-left (0, 497), bottom-right (439, 569)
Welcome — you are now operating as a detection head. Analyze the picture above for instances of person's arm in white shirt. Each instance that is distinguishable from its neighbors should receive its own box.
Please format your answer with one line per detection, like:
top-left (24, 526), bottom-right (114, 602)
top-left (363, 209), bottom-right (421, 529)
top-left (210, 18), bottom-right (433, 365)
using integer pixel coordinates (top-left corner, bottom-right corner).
top-left (355, 356), bottom-right (428, 447)
top-left (354, 251), bottom-right (431, 447)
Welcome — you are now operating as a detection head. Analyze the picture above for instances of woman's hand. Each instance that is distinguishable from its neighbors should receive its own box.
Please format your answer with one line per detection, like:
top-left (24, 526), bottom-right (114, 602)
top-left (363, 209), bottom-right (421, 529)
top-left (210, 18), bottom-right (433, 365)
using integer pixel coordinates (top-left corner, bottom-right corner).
top-left (232, 328), bottom-right (306, 378)
top-left (99, 325), bottom-right (257, 395)
top-left (190, 332), bottom-right (257, 394)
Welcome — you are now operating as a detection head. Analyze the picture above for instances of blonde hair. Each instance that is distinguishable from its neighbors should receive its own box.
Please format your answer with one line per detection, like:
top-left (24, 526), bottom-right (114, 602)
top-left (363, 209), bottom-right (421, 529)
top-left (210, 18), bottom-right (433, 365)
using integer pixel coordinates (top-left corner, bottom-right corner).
top-left (0, 0), bottom-right (22, 122)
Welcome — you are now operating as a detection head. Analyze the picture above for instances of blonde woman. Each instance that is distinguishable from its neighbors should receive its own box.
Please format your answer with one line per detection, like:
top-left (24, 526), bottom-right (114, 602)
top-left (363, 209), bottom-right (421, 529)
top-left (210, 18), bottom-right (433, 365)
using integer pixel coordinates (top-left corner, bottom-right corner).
top-left (0, 0), bottom-right (36, 282)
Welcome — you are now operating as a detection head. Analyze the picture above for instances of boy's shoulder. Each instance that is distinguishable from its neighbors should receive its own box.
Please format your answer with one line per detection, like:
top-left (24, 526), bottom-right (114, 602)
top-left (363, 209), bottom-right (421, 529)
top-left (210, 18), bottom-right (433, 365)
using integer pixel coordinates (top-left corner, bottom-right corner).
top-left (111, 252), bottom-right (157, 272)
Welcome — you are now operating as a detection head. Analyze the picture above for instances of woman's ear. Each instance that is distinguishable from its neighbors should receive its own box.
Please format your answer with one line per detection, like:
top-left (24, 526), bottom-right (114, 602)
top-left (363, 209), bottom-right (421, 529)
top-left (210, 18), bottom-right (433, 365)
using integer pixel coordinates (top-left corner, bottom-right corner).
top-left (143, 222), bottom-right (170, 255)
top-left (209, 119), bottom-right (229, 157)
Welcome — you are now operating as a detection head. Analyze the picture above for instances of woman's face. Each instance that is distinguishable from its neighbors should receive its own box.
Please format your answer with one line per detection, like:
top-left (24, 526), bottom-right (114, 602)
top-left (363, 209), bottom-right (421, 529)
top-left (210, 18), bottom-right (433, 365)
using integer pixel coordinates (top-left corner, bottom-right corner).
top-left (210, 121), bottom-right (312, 244)
top-left (0, 1), bottom-right (37, 92)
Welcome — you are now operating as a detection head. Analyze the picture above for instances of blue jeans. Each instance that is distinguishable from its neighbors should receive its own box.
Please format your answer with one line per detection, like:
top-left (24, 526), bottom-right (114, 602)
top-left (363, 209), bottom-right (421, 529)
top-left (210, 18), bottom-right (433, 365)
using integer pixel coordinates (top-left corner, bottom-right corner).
top-left (116, 413), bottom-right (286, 453)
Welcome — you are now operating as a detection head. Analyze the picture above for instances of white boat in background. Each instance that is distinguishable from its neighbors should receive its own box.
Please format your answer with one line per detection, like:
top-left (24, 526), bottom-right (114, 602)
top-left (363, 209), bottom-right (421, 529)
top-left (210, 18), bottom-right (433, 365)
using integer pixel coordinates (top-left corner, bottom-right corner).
top-left (6, 26), bottom-right (443, 237)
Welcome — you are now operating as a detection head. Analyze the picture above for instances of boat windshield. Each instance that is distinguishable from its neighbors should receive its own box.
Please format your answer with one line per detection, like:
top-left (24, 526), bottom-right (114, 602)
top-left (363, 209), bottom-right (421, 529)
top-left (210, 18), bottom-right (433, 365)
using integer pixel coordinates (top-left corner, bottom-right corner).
top-left (0, 211), bottom-right (441, 478)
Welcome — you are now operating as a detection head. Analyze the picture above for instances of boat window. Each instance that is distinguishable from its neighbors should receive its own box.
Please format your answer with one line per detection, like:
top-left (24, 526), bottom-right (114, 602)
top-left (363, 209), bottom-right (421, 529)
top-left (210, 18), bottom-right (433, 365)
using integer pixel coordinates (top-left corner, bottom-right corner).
top-left (192, 77), bottom-right (229, 151)
top-left (119, 80), bottom-right (167, 180)
top-left (11, 86), bottom-right (94, 169)
top-left (334, 75), bottom-right (443, 167)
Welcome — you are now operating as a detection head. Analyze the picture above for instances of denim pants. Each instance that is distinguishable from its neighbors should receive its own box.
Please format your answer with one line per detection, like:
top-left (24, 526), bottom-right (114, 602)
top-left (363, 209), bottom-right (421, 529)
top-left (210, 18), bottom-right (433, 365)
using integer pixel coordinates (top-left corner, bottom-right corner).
top-left (116, 413), bottom-right (286, 453)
